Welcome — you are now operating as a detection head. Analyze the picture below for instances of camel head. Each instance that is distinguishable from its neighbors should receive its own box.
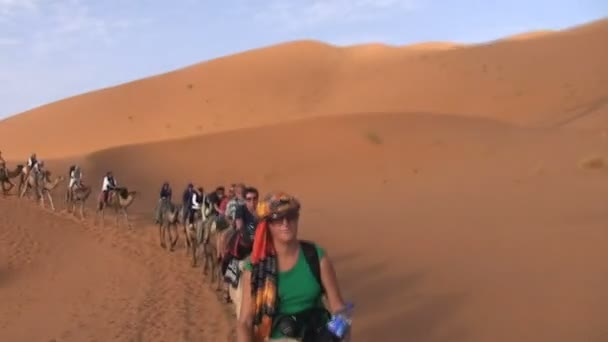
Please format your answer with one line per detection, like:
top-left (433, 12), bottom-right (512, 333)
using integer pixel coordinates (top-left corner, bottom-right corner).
top-left (117, 188), bottom-right (137, 199)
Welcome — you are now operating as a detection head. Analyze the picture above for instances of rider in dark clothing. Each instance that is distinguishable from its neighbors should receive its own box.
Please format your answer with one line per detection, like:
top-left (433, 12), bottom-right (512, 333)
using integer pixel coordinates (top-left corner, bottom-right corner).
top-left (155, 182), bottom-right (173, 224)
top-left (160, 182), bottom-right (172, 200)
top-left (182, 183), bottom-right (194, 223)
top-left (207, 186), bottom-right (225, 216)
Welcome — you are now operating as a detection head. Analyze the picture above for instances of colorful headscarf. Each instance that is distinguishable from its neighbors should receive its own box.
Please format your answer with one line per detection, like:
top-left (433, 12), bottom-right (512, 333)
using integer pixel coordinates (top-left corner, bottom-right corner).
top-left (250, 192), bottom-right (301, 341)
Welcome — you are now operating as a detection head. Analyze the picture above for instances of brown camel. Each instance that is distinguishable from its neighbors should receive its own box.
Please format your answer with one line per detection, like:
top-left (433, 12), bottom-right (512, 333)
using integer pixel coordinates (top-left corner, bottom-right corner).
top-left (158, 200), bottom-right (180, 251)
top-left (94, 187), bottom-right (137, 228)
top-left (187, 209), bottom-right (203, 267)
top-left (19, 170), bottom-right (65, 211)
top-left (66, 184), bottom-right (92, 220)
top-left (0, 164), bottom-right (24, 196)
top-left (177, 204), bottom-right (198, 265)
top-left (201, 214), bottom-right (230, 291)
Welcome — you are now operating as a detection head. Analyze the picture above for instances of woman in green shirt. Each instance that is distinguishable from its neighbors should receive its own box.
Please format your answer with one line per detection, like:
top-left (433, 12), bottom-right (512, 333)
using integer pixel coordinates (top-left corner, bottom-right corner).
top-left (236, 191), bottom-right (349, 342)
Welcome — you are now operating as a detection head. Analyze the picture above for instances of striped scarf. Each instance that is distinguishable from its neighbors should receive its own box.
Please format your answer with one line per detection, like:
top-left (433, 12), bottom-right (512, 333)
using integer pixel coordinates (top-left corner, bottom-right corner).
top-left (250, 220), bottom-right (278, 341)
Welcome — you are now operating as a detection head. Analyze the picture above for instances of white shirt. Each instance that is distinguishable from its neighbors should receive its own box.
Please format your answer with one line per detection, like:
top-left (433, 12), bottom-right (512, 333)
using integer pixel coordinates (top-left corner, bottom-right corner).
top-left (191, 193), bottom-right (201, 209)
top-left (71, 169), bottom-right (81, 180)
top-left (101, 176), bottom-right (116, 191)
top-left (27, 158), bottom-right (35, 168)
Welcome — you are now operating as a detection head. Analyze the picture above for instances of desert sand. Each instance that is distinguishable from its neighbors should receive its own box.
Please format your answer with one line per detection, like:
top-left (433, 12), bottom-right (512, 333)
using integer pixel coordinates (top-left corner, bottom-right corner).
top-left (1, 17), bottom-right (608, 342)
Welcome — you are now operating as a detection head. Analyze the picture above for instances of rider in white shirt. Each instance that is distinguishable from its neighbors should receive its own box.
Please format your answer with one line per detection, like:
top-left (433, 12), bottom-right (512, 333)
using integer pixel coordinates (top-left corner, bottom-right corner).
top-left (101, 171), bottom-right (117, 204)
top-left (189, 187), bottom-right (204, 227)
top-left (69, 165), bottom-right (83, 188)
top-left (67, 165), bottom-right (83, 200)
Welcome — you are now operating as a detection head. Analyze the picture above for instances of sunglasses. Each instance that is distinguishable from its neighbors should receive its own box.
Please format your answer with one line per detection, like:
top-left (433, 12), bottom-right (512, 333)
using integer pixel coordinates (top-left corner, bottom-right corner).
top-left (245, 196), bottom-right (258, 201)
top-left (268, 211), bottom-right (299, 224)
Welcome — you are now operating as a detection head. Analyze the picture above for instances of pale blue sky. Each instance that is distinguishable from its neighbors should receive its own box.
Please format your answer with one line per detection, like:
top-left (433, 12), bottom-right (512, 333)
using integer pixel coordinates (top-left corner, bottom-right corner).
top-left (0, 0), bottom-right (606, 118)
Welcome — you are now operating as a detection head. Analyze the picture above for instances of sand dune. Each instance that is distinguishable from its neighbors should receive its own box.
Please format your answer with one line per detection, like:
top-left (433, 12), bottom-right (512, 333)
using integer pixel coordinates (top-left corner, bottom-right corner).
top-left (0, 19), bottom-right (606, 159)
top-left (1, 17), bottom-right (608, 342)
top-left (3, 112), bottom-right (606, 341)
top-left (0, 196), bottom-right (233, 342)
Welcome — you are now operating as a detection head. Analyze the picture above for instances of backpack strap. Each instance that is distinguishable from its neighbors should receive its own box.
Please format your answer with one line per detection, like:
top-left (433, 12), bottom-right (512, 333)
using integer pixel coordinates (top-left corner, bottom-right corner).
top-left (300, 240), bottom-right (326, 295)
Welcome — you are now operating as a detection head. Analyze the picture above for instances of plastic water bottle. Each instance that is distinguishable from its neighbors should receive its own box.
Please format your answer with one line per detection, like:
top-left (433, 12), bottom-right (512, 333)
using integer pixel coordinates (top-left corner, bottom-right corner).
top-left (327, 302), bottom-right (354, 339)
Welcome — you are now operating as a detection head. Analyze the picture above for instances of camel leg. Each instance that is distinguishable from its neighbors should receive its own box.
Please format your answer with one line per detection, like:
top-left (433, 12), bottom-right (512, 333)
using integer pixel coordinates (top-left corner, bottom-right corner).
top-left (38, 188), bottom-right (45, 208)
top-left (169, 223), bottom-right (177, 251)
top-left (101, 208), bottom-right (105, 227)
top-left (159, 222), bottom-right (166, 249)
top-left (79, 202), bottom-right (85, 220)
top-left (190, 224), bottom-right (198, 267)
top-left (19, 182), bottom-right (28, 199)
top-left (216, 264), bottom-right (223, 292)
top-left (95, 201), bottom-right (104, 226)
top-left (184, 224), bottom-right (191, 255)
top-left (98, 202), bottom-right (107, 227)
top-left (170, 222), bottom-right (179, 250)
top-left (121, 208), bottom-right (131, 229)
top-left (202, 242), bottom-right (209, 275)
top-left (191, 242), bottom-right (197, 267)
top-left (46, 192), bottom-right (55, 211)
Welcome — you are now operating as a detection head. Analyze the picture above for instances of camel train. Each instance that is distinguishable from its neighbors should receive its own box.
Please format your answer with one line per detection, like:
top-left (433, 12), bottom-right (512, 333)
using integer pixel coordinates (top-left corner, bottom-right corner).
top-left (0, 160), bottom-right (137, 228)
top-left (1, 159), bottom-right (247, 317)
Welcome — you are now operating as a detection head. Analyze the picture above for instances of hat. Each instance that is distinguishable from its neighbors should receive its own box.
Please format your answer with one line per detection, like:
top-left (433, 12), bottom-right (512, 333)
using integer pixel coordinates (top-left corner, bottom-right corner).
top-left (256, 191), bottom-right (301, 220)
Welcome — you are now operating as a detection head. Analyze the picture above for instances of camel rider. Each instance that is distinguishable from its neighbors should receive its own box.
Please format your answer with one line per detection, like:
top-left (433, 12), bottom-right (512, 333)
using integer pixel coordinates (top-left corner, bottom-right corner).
top-left (68, 165), bottom-right (82, 191)
top-left (31, 160), bottom-right (45, 189)
top-left (155, 182), bottom-right (172, 223)
top-left (182, 183), bottom-right (194, 220)
top-left (160, 182), bottom-right (172, 201)
top-left (189, 186), bottom-right (204, 227)
top-left (0, 150), bottom-right (9, 181)
top-left (23, 153), bottom-right (38, 179)
top-left (68, 165), bottom-right (83, 198)
top-left (101, 171), bottom-right (117, 205)
top-left (33, 160), bottom-right (43, 175)
top-left (27, 153), bottom-right (38, 171)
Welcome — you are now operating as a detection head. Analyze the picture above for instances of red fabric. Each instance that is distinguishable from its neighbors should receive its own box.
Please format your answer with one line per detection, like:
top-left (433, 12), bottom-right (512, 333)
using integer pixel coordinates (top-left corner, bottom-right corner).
top-left (251, 221), bottom-right (274, 263)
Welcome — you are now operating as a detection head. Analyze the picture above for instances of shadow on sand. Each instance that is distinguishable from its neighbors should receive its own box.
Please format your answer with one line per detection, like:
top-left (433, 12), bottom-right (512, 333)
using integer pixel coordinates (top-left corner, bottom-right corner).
top-left (330, 251), bottom-right (469, 342)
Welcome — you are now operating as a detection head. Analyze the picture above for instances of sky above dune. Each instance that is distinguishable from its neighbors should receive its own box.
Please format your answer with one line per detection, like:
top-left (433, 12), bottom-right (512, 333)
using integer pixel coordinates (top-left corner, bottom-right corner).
top-left (0, 0), bottom-right (605, 118)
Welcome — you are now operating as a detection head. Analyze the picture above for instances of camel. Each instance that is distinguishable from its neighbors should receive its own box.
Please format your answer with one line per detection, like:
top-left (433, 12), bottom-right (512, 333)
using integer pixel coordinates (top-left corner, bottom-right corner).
top-left (65, 184), bottom-right (92, 220)
top-left (158, 200), bottom-right (180, 251)
top-left (179, 198), bottom-right (214, 267)
top-left (95, 187), bottom-right (137, 228)
top-left (186, 209), bottom-right (203, 267)
top-left (0, 164), bottom-right (24, 196)
top-left (19, 170), bottom-right (65, 211)
top-left (200, 214), bottom-right (230, 292)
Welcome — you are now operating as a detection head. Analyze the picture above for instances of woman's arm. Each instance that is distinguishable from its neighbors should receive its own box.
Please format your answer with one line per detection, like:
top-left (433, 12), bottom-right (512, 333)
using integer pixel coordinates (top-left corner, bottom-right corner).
top-left (319, 251), bottom-right (347, 314)
top-left (236, 270), bottom-right (254, 342)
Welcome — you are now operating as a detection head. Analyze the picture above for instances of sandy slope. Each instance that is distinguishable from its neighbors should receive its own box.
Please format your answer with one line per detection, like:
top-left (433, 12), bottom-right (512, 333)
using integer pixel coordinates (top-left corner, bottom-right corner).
top-left (1, 17), bottom-right (608, 342)
top-left (0, 19), bottom-right (606, 159)
top-left (0, 195), bottom-right (234, 342)
top-left (1, 112), bottom-right (606, 341)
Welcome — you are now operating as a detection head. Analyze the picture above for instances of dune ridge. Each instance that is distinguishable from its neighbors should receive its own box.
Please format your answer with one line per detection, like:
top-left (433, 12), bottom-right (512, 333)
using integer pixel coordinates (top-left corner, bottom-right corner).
top-left (1, 18), bottom-right (607, 159)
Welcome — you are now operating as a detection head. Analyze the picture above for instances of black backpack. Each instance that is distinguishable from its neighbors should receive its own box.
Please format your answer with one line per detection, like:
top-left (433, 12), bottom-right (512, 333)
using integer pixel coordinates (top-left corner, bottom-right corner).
top-left (300, 240), bottom-right (326, 295)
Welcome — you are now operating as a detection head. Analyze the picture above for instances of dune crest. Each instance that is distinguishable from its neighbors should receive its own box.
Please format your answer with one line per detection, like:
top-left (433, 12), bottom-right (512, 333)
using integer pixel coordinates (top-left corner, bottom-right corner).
top-left (0, 18), bottom-right (607, 159)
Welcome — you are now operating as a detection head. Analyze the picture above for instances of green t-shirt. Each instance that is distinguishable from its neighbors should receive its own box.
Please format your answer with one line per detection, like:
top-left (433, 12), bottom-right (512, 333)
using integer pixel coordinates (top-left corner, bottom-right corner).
top-left (244, 244), bottom-right (326, 338)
